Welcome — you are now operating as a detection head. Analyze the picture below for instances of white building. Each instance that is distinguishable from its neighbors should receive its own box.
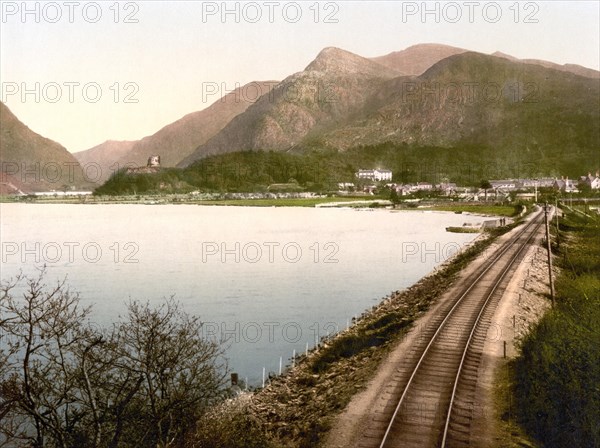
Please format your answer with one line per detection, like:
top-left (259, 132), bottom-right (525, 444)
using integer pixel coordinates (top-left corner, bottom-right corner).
top-left (356, 169), bottom-right (393, 182)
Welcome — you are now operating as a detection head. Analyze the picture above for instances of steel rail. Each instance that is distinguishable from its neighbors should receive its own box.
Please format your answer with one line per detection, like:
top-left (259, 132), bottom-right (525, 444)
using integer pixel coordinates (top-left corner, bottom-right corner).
top-left (439, 215), bottom-right (544, 447)
top-left (378, 210), bottom-right (544, 448)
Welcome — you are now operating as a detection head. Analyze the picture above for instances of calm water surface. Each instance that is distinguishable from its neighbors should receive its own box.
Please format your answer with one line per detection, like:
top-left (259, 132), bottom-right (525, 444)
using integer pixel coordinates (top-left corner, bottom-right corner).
top-left (0, 204), bottom-right (484, 385)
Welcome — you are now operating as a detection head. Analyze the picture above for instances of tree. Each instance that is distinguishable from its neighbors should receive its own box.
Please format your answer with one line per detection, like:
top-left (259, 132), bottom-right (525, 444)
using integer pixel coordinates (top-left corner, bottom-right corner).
top-left (112, 299), bottom-right (228, 447)
top-left (480, 180), bottom-right (493, 202)
top-left (389, 188), bottom-right (401, 207)
top-left (0, 270), bottom-right (92, 448)
top-left (577, 181), bottom-right (591, 196)
top-left (0, 272), bottom-right (228, 448)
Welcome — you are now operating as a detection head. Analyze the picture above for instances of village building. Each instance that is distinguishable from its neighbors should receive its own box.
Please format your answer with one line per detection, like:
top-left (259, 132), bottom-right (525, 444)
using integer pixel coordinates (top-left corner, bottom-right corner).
top-left (416, 182), bottom-right (433, 191)
top-left (490, 179), bottom-right (518, 190)
top-left (436, 182), bottom-right (457, 196)
top-left (553, 177), bottom-right (578, 193)
top-left (337, 182), bottom-right (355, 191)
top-left (356, 169), bottom-right (393, 182)
top-left (520, 178), bottom-right (555, 188)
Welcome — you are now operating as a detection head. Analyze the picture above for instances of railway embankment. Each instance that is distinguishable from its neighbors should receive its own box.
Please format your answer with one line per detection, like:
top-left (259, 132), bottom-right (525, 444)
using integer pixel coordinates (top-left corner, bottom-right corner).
top-left (218, 217), bottom-right (528, 447)
top-left (493, 209), bottom-right (600, 447)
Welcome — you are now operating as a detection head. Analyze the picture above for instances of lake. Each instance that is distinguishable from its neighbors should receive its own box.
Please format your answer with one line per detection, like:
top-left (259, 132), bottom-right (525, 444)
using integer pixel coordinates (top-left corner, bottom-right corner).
top-left (0, 204), bottom-right (483, 385)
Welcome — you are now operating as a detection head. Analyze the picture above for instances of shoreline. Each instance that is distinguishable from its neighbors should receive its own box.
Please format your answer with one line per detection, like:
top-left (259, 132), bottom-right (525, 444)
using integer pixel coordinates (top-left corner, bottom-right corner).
top-left (0, 197), bottom-right (518, 217)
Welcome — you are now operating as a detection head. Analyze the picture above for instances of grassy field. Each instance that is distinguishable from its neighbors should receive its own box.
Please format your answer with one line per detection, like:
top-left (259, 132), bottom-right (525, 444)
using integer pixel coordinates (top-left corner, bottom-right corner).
top-left (0, 195), bottom-right (374, 207)
top-left (563, 204), bottom-right (600, 221)
top-left (512, 209), bottom-right (600, 447)
top-left (3, 194), bottom-right (524, 215)
top-left (425, 204), bottom-right (520, 217)
top-left (191, 197), bottom-right (382, 207)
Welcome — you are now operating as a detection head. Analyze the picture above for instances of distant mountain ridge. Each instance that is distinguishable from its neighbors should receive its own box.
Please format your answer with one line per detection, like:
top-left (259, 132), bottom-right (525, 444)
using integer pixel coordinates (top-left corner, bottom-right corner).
top-left (370, 43), bottom-right (469, 76)
top-left (76, 43), bottom-right (600, 173)
top-left (492, 51), bottom-right (600, 79)
top-left (371, 44), bottom-right (600, 79)
top-left (307, 47), bottom-right (402, 77)
top-left (73, 140), bottom-right (137, 184)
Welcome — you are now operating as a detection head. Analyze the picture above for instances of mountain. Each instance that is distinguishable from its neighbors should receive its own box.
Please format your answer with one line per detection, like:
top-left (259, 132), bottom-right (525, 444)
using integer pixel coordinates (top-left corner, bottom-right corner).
top-left (0, 102), bottom-right (89, 193)
top-left (323, 51), bottom-right (600, 147)
top-left (492, 51), bottom-right (600, 79)
top-left (114, 81), bottom-right (278, 169)
top-left (370, 43), bottom-right (469, 76)
top-left (177, 47), bottom-right (598, 178)
top-left (178, 48), bottom-right (400, 166)
top-left (105, 44), bottom-right (598, 172)
top-left (73, 140), bottom-right (137, 184)
top-left (318, 51), bottom-right (599, 173)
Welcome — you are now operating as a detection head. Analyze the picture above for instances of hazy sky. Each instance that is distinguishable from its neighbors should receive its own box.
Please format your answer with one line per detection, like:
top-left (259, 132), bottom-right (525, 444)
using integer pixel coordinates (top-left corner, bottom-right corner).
top-left (1, 1), bottom-right (599, 153)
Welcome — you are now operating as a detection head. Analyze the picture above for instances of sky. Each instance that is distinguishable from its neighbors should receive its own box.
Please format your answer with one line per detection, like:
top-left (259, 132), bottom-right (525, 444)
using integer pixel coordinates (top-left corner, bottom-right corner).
top-left (1, 0), bottom-right (599, 153)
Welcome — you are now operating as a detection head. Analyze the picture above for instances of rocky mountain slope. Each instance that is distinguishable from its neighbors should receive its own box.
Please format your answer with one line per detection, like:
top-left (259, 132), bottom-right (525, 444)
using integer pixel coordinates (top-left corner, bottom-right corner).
top-left (322, 52), bottom-right (600, 155)
top-left (71, 81), bottom-right (278, 185)
top-left (178, 48), bottom-right (401, 166)
top-left (0, 102), bottom-right (89, 193)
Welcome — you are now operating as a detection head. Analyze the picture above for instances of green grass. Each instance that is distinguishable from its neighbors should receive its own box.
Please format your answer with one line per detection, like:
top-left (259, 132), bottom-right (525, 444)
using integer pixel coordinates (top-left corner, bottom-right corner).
top-left (191, 197), bottom-right (378, 207)
top-left (492, 360), bottom-right (540, 448)
top-left (310, 312), bottom-right (412, 373)
top-left (427, 204), bottom-right (520, 217)
top-left (445, 226), bottom-right (481, 233)
top-left (1, 195), bottom-right (375, 207)
top-left (513, 209), bottom-right (600, 447)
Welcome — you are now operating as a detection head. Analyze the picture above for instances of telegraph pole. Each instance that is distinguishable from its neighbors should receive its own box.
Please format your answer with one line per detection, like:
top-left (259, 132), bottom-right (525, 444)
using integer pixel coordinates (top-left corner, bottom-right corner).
top-left (544, 203), bottom-right (556, 306)
top-left (555, 198), bottom-right (560, 247)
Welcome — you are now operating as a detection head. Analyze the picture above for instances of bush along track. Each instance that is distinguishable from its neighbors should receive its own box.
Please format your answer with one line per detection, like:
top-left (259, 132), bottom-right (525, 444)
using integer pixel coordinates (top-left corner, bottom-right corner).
top-left (511, 209), bottom-right (600, 447)
top-left (243, 217), bottom-right (526, 447)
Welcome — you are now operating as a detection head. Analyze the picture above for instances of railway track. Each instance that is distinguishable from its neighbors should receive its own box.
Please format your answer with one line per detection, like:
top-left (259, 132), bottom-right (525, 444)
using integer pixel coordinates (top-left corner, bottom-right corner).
top-left (357, 209), bottom-right (546, 448)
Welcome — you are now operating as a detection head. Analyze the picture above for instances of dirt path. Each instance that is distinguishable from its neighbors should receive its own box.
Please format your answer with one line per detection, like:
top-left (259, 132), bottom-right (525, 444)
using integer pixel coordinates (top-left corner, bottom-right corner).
top-left (324, 211), bottom-right (552, 447)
